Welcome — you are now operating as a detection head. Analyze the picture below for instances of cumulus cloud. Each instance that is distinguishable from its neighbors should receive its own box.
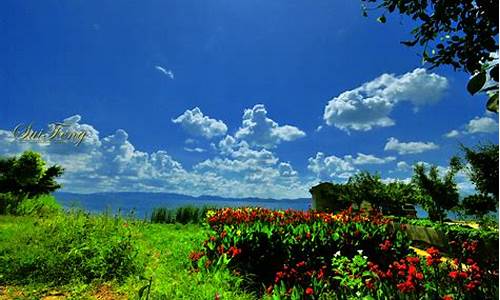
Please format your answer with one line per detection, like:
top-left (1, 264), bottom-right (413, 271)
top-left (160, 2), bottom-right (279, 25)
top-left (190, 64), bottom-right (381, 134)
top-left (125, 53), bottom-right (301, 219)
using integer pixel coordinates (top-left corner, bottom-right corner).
top-left (466, 116), bottom-right (498, 134)
top-left (323, 68), bottom-right (448, 131)
top-left (384, 137), bottom-right (439, 155)
top-left (443, 115), bottom-right (498, 138)
top-left (172, 107), bottom-right (228, 139)
top-left (307, 152), bottom-right (358, 181)
top-left (444, 130), bottom-right (461, 138)
top-left (235, 104), bottom-right (306, 148)
top-left (0, 115), bottom-right (311, 199)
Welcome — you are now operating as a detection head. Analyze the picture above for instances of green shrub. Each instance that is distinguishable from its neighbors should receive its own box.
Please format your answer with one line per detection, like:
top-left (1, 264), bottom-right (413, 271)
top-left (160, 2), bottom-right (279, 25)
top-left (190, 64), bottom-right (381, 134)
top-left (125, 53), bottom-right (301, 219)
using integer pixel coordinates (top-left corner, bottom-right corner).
top-left (15, 195), bottom-right (61, 217)
top-left (0, 211), bottom-right (145, 285)
top-left (150, 206), bottom-right (213, 224)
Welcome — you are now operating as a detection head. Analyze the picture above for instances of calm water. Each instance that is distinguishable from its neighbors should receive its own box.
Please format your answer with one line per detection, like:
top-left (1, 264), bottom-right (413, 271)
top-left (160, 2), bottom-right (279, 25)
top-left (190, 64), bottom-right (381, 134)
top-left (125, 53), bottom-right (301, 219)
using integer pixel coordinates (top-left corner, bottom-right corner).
top-left (55, 192), bottom-right (442, 219)
top-left (56, 194), bottom-right (311, 219)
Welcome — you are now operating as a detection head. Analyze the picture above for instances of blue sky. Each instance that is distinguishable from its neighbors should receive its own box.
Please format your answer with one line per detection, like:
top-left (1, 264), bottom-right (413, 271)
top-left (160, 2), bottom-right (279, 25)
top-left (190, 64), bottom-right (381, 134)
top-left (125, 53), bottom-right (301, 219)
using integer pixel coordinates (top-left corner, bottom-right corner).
top-left (1, 0), bottom-right (498, 198)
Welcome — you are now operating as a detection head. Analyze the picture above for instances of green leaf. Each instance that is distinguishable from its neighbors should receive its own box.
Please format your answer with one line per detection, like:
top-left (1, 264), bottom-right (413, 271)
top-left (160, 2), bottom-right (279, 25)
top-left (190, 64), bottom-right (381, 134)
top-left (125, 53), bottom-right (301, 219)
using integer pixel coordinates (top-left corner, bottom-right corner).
top-left (377, 15), bottom-right (386, 23)
top-left (467, 71), bottom-right (486, 95)
top-left (486, 93), bottom-right (499, 113)
top-left (138, 284), bottom-right (148, 299)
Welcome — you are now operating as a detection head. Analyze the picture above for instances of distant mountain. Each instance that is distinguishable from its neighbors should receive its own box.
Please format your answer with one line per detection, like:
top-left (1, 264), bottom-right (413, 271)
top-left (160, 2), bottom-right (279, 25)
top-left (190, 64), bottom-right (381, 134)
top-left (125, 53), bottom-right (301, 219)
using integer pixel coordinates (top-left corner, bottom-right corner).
top-left (55, 191), bottom-right (310, 203)
top-left (53, 191), bottom-right (311, 216)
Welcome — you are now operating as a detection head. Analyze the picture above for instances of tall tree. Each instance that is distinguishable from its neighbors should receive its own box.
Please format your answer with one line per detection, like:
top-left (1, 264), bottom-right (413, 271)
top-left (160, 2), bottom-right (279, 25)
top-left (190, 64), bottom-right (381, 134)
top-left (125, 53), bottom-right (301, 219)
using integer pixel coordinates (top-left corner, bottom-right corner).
top-left (455, 143), bottom-right (498, 217)
top-left (412, 159), bottom-right (460, 222)
top-left (361, 0), bottom-right (499, 112)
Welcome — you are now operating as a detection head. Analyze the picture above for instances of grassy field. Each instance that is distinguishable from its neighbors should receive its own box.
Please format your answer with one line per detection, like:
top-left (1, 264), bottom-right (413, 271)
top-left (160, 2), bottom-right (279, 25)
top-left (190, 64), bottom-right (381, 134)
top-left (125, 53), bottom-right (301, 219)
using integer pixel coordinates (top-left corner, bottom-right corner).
top-left (0, 214), bottom-right (255, 300)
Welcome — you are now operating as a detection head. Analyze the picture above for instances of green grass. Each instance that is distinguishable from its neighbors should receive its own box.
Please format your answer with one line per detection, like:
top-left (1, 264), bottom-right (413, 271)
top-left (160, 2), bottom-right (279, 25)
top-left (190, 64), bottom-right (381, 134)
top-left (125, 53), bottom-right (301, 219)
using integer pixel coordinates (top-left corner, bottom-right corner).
top-left (0, 214), bottom-right (255, 300)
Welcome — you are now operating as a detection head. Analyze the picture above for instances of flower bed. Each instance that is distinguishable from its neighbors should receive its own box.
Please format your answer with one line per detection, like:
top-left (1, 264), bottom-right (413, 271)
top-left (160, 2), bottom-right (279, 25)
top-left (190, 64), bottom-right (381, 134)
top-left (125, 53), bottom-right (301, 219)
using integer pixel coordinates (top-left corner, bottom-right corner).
top-left (190, 207), bottom-right (498, 299)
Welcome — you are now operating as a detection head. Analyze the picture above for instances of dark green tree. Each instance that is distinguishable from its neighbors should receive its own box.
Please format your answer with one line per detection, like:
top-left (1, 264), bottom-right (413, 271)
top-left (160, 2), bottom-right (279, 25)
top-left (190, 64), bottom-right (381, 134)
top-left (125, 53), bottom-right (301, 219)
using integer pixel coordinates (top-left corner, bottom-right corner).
top-left (411, 159), bottom-right (460, 222)
top-left (361, 0), bottom-right (499, 112)
top-left (346, 171), bottom-right (386, 210)
top-left (0, 151), bottom-right (63, 213)
top-left (455, 143), bottom-right (498, 217)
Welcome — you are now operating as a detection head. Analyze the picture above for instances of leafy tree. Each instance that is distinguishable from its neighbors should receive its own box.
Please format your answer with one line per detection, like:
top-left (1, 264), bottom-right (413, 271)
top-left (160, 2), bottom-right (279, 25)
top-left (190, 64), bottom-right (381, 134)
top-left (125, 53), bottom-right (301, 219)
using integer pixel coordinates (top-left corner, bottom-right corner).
top-left (361, 0), bottom-right (499, 112)
top-left (0, 151), bottom-right (63, 213)
top-left (346, 171), bottom-right (386, 210)
top-left (384, 181), bottom-right (421, 206)
top-left (412, 159), bottom-right (460, 222)
top-left (455, 143), bottom-right (498, 217)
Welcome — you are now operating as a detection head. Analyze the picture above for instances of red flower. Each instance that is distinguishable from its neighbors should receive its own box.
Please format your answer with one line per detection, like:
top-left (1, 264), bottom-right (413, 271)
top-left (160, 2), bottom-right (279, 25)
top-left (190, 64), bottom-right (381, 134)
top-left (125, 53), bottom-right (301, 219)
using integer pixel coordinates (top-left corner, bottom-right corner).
top-left (442, 295), bottom-right (453, 300)
top-left (214, 292), bottom-right (221, 300)
top-left (296, 261), bottom-right (306, 268)
top-left (465, 282), bottom-right (477, 292)
top-left (379, 239), bottom-right (393, 251)
top-left (365, 279), bottom-right (375, 290)
top-left (449, 271), bottom-right (458, 280)
top-left (415, 272), bottom-right (423, 280)
top-left (305, 287), bottom-right (314, 295)
top-left (396, 280), bottom-right (415, 293)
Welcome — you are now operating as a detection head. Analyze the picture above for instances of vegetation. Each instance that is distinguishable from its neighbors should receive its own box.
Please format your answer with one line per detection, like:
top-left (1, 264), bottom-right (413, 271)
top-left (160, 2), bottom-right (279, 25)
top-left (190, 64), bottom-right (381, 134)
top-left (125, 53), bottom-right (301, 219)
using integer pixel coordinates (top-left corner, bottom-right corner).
top-left (455, 144), bottom-right (499, 218)
top-left (150, 205), bottom-right (214, 224)
top-left (0, 150), bottom-right (63, 214)
top-left (0, 149), bottom-right (497, 299)
top-left (361, 0), bottom-right (499, 111)
top-left (0, 212), bottom-right (253, 299)
top-left (411, 158), bottom-right (460, 222)
top-left (191, 207), bottom-right (499, 299)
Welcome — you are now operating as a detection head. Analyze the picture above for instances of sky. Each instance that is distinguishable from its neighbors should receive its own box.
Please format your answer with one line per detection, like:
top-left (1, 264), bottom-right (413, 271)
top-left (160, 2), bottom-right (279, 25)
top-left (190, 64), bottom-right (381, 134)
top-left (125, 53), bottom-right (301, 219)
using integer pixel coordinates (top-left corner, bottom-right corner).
top-left (1, 0), bottom-right (498, 199)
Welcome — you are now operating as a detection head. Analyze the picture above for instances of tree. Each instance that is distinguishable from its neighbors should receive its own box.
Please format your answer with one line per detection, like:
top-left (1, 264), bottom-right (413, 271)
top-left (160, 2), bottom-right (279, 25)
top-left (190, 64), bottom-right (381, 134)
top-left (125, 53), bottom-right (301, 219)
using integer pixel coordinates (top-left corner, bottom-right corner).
top-left (455, 143), bottom-right (498, 217)
top-left (0, 151), bottom-right (63, 213)
top-left (346, 171), bottom-right (386, 210)
top-left (411, 159), bottom-right (460, 222)
top-left (361, 0), bottom-right (499, 112)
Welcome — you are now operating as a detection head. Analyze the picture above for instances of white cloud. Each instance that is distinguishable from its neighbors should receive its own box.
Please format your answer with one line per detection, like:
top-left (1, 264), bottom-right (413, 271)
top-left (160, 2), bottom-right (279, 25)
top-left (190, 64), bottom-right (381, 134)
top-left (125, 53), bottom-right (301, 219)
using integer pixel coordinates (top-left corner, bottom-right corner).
top-left (172, 107), bottom-right (228, 139)
top-left (235, 104), bottom-right (305, 148)
top-left (184, 147), bottom-right (205, 153)
top-left (396, 161), bottom-right (411, 171)
top-left (307, 152), bottom-right (358, 181)
top-left (466, 116), bottom-right (498, 134)
top-left (0, 115), bottom-right (311, 199)
top-left (345, 153), bottom-right (396, 165)
top-left (323, 68), bottom-right (448, 131)
top-left (444, 130), bottom-right (461, 138)
top-left (154, 65), bottom-right (174, 79)
top-left (443, 115), bottom-right (498, 137)
top-left (384, 137), bottom-right (439, 155)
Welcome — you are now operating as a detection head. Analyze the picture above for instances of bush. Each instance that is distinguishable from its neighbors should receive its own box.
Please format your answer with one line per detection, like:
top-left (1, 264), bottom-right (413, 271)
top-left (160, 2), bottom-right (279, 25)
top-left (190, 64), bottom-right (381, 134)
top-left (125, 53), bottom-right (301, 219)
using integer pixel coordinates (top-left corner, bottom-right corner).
top-left (0, 211), bottom-right (145, 285)
top-left (150, 205), bottom-right (213, 224)
top-left (15, 195), bottom-right (61, 217)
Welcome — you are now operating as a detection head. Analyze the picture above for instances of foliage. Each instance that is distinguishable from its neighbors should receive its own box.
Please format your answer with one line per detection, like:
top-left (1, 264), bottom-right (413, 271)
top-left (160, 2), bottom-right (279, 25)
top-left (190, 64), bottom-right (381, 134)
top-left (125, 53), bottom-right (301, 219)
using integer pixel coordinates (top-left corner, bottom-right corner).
top-left (15, 194), bottom-right (61, 217)
top-left (346, 171), bottom-right (386, 210)
top-left (451, 143), bottom-right (499, 218)
top-left (318, 172), bottom-right (419, 215)
top-left (460, 143), bottom-right (499, 200)
top-left (191, 207), bottom-right (412, 297)
top-left (412, 160), bottom-right (460, 222)
top-left (192, 207), bottom-right (498, 299)
top-left (361, 0), bottom-right (499, 111)
top-left (0, 210), bottom-right (144, 286)
top-left (0, 151), bottom-right (63, 213)
top-left (150, 205), bottom-right (214, 224)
